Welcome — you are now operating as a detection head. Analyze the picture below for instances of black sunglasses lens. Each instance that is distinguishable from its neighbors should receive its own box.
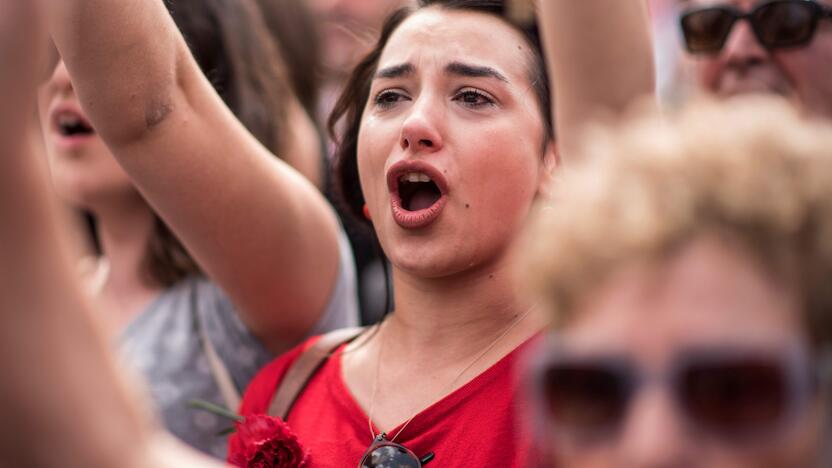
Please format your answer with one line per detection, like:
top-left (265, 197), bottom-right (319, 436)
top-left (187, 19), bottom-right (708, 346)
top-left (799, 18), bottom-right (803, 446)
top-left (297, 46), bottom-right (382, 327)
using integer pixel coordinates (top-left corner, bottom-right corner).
top-left (682, 8), bottom-right (738, 53)
top-left (754, 1), bottom-right (817, 48)
top-left (678, 359), bottom-right (788, 436)
top-left (542, 363), bottom-right (631, 433)
top-left (361, 445), bottom-right (421, 468)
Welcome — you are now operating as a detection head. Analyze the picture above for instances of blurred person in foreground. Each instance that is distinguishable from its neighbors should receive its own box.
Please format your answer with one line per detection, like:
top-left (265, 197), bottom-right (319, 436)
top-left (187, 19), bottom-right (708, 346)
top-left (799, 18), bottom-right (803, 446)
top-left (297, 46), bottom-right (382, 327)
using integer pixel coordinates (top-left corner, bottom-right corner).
top-left (677, 0), bottom-right (832, 118)
top-left (0, 2), bottom-right (220, 467)
top-left (521, 97), bottom-right (832, 467)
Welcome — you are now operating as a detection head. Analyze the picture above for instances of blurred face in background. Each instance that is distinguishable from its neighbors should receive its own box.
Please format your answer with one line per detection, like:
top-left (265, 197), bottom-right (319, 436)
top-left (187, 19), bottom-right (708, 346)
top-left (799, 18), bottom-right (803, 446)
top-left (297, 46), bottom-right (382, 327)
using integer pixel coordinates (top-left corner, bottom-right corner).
top-left (308, 0), bottom-right (413, 80)
top-left (38, 61), bottom-right (139, 209)
top-left (679, 0), bottom-right (832, 118)
top-left (534, 238), bottom-right (830, 468)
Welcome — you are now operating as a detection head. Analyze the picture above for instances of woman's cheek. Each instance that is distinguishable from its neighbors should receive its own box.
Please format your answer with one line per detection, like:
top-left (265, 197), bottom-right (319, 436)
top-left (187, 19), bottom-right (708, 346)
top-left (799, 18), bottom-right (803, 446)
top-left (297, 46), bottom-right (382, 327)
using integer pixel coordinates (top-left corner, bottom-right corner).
top-left (465, 163), bottom-right (537, 239)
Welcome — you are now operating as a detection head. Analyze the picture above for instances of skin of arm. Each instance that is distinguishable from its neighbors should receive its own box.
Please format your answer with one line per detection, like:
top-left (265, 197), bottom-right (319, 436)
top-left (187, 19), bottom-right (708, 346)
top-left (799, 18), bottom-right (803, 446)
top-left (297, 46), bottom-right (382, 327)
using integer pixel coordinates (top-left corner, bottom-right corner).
top-left (0, 128), bottom-right (225, 468)
top-left (0, 5), bottom-right (222, 466)
top-left (537, 0), bottom-right (657, 159)
top-left (47, 0), bottom-right (342, 353)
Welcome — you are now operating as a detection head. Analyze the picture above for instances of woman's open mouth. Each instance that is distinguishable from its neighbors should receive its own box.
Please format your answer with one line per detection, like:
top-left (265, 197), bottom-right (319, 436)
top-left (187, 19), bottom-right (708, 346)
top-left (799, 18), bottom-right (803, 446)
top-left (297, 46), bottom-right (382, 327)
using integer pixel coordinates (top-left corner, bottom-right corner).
top-left (50, 106), bottom-right (97, 149)
top-left (387, 161), bottom-right (449, 229)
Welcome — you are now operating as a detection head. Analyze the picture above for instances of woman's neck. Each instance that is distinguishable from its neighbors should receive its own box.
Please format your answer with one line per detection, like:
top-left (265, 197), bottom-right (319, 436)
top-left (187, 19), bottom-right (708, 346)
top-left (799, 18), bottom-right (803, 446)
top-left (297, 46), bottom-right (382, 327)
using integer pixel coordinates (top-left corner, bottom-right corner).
top-left (88, 196), bottom-right (162, 334)
top-left (342, 256), bottom-right (546, 432)
top-left (382, 257), bottom-right (545, 368)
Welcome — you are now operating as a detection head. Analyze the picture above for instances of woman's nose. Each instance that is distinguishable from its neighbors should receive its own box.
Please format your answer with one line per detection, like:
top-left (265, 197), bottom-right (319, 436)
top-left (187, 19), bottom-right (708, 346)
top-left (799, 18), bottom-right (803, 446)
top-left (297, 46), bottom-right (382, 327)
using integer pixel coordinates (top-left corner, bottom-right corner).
top-left (399, 98), bottom-right (444, 153)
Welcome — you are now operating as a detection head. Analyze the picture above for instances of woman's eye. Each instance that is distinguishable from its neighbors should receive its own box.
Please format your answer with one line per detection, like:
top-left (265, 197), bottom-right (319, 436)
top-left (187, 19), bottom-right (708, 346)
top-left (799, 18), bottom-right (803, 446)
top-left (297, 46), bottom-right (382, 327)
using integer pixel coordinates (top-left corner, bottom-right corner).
top-left (374, 90), bottom-right (408, 109)
top-left (454, 89), bottom-right (495, 108)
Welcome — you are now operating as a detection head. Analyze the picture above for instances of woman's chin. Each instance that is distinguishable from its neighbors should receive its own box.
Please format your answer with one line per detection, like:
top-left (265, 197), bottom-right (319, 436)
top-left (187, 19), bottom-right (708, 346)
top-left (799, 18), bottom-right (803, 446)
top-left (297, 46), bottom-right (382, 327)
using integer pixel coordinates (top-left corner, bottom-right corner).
top-left (389, 251), bottom-right (486, 282)
top-left (391, 257), bottom-right (450, 280)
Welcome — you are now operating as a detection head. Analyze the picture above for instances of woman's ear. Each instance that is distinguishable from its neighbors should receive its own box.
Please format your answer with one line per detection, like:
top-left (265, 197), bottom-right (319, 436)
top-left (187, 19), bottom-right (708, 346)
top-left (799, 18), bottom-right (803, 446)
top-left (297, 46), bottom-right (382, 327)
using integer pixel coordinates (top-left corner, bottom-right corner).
top-left (537, 140), bottom-right (559, 199)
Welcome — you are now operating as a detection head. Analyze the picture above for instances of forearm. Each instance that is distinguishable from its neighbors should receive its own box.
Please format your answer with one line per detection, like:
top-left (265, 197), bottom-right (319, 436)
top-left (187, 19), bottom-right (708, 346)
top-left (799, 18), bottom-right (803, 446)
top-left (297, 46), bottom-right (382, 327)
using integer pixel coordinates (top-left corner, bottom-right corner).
top-left (538, 0), bottom-right (656, 157)
top-left (46, 0), bottom-right (189, 145)
top-left (0, 125), bottom-right (152, 466)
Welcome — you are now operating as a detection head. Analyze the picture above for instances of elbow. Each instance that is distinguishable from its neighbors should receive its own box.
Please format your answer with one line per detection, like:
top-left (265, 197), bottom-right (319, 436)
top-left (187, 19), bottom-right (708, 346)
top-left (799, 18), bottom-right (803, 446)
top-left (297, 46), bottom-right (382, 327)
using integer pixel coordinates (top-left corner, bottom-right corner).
top-left (88, 88), bottom-right (178, 151)
top-left (101, 46), bottom-right (192, 147)
top-left (100, 89), bottom-right (178, 148)
top-left (143, 96), bottom-right (175, 130)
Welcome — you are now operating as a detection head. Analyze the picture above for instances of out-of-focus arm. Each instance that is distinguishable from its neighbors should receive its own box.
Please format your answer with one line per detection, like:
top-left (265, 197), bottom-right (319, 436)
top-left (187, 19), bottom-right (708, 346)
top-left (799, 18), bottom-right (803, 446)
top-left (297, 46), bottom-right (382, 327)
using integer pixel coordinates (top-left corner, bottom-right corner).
top-left (537, 0), bottom-right (656, 159)
top-left (0, 3), bottom-right (223, 466)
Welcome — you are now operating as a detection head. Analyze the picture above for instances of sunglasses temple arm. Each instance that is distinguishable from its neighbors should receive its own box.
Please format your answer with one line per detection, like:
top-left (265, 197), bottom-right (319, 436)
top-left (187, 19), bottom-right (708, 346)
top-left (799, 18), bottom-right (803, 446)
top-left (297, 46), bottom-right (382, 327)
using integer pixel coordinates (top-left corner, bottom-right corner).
top-left (420, 452), bottom-right (436, 465)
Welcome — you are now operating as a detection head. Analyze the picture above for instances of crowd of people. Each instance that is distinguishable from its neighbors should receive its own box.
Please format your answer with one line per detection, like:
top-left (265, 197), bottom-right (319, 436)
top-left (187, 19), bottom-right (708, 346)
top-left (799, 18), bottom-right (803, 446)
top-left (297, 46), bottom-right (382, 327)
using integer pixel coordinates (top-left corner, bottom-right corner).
top-left (0, 0), bottom-right (830, 467)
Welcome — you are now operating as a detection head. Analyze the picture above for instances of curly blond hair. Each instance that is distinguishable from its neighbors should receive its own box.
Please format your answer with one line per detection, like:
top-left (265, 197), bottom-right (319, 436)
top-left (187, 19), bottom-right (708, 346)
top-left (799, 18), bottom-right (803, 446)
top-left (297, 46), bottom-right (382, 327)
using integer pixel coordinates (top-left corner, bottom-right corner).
top-left (522, 97), bottom-right (832, 348)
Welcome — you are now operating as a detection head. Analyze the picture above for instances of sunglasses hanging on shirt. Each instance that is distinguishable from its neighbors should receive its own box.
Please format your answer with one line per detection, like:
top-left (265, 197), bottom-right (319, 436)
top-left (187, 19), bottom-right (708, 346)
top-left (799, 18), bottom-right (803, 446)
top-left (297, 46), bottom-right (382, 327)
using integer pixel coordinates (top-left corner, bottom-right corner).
top-left (359, 434), bottom-right (435, 468)
top-left (680, 0), bottom-right (832, 54)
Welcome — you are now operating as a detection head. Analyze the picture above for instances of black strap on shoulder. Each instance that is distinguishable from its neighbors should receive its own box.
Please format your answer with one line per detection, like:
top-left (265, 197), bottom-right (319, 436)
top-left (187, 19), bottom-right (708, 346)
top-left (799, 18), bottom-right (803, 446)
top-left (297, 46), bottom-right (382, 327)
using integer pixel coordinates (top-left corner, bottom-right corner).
top-left (267, 327), bottom-right (366, 420)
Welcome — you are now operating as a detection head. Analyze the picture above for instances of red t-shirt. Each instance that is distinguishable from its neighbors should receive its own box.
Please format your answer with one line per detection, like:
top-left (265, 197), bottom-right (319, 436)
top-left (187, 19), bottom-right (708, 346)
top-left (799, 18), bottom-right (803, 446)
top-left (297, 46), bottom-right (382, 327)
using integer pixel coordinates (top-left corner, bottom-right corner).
top-left (229, 334), bottom-right (539, 467)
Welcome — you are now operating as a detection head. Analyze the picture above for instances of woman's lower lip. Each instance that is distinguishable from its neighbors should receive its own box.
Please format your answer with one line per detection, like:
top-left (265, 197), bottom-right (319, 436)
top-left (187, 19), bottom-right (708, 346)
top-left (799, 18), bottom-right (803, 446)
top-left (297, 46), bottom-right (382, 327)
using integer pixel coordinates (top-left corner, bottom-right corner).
top-left (391, 195), bottom-right (447, 229)
top-left (54, 133), bottom-right (95, 151)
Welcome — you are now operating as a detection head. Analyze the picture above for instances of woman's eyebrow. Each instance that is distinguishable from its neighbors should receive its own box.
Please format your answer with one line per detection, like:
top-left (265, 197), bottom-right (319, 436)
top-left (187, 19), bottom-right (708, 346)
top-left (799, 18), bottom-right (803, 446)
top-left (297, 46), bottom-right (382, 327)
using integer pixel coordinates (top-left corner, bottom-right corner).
top-left (375, 63), bottom-right (414, 80)
top-left (445, 62), bottom-right (509, 83)
top-left (374, 61), bottom-right (510, 83)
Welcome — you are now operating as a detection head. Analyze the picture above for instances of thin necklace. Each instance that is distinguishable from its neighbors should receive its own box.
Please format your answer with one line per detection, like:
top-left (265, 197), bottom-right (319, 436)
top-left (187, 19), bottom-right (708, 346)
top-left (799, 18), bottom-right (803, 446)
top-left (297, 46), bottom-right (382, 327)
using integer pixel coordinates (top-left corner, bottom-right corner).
top-left (366, 305), bottom-right (536, 443)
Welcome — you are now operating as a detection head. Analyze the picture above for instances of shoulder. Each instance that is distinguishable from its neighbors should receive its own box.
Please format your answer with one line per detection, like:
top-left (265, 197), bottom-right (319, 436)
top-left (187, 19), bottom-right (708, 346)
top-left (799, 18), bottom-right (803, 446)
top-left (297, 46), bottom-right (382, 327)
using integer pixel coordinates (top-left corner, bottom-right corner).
top-left (237, 335), bottom-right (323, 416)
top-left (238, 325), bottom-right (366, 415)
top-left (228, 334), bottom-right (323, 463)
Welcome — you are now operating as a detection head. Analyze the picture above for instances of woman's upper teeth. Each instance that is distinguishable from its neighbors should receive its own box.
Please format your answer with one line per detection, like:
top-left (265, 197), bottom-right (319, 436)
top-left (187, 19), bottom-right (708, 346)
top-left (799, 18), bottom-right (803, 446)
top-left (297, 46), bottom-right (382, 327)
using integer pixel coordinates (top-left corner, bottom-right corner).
top-left (400, 172), bottom-right (432, 183)
top-left (57, 113), bottom-right (82, 127)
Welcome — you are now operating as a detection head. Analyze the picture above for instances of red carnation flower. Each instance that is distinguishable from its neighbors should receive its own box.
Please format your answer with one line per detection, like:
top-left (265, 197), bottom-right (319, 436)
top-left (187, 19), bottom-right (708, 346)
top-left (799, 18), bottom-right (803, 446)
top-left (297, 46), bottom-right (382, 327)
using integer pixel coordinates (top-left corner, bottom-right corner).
top-left (230, 415), bottom-right (309, 468)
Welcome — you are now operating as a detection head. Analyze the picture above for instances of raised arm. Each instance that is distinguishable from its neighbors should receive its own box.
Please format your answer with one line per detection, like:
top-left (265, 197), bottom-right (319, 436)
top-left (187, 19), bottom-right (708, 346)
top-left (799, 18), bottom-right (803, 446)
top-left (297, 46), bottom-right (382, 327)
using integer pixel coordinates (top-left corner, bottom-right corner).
top-left (537, 0), bottom-right (656, 159)
top-left (0, 5), bottom-right (221, 466)
top-left (46, 0), bottom-right (344, 352)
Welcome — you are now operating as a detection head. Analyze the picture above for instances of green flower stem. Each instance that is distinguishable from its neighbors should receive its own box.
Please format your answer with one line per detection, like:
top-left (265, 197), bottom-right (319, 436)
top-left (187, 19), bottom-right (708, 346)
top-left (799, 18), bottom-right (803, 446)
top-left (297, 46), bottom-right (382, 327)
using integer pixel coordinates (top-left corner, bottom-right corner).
top-left (188, 399), bottom-right (243, 422)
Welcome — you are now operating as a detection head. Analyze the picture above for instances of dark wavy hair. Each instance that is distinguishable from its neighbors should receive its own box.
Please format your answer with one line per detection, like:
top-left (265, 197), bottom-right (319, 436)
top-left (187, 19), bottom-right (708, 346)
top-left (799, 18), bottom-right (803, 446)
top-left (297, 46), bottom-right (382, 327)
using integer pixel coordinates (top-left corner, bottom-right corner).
top-left (254, 0), bottom-right (322, 118)
top-left (329, 0), bottom-right (553, 227)
top-left (137, 0), bottom-right (294, 287)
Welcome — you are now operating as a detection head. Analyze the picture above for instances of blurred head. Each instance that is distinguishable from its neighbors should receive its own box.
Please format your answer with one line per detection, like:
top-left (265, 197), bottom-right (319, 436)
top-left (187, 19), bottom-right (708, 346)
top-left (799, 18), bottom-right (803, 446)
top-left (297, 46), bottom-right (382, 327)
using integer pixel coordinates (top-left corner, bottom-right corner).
top-left (678, 0), bottom-right (832, 118)
top-left (522, 98), bottom-right (832, 467)
top-left (39, 60), bottom-right (140, 212)
top-left (38, 0), bottom-right (294, 287)
top-left (308, 0), bottom-right (414, 81)
top-left (330, 0), bottom-right (554, 279)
